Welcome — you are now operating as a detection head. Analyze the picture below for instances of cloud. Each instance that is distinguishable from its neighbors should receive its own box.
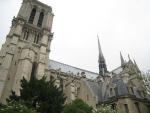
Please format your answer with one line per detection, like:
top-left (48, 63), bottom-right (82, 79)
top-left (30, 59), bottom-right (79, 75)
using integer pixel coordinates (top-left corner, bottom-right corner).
top-left (0, 0), bottom-right (149, 73)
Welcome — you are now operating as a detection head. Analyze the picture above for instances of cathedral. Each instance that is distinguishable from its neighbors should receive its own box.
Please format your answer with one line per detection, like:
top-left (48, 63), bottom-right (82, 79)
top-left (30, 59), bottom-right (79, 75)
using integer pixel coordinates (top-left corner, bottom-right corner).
top-left (0, 0), bottom-right (149, 113)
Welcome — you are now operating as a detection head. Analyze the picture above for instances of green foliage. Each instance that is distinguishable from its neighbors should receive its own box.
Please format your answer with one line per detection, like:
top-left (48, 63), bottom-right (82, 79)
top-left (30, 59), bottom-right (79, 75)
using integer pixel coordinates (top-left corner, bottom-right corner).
top-left (142, 72), bottom-right (150, 95)
top-left (95, 104), bottom-right (116, 113)
top-left (62, 99), bottom-right (93, 113)
top-left (8, 76), bottom-right (66, 113)
top-left (0, 101), bottom-right (37, 113)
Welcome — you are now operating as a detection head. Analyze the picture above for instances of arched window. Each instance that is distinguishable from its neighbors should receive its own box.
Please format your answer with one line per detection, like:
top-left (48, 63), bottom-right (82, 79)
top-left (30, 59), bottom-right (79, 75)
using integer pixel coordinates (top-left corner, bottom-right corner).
top-left (124, 104), bottom-right (129, 113)
top-left (34, 33), bottom-right (40, 44)
top-left (110, 88), bottom-right (113, 95)
top-left (135, 102), bottom-right (141, 113)
top-left (28, 8), bottom-right (36, 24)
top-left (37, 12), bottom-right (44, 27)
top-left (31, 62), bottom-right (38, 80)
top-left (60, 78), bottom-right (63, 91)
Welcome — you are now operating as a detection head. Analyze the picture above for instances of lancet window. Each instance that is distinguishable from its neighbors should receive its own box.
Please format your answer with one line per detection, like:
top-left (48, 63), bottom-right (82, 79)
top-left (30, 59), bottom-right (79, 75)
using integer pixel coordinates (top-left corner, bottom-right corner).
top-left (28, 8), bottom-right (36, 24)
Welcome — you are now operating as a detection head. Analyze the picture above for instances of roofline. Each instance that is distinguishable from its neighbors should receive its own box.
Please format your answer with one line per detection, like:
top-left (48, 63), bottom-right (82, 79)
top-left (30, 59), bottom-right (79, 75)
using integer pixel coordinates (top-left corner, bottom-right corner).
top-left (49, 59), bottom-right (99, 75)
top-left (24, 0), bottom-right (52, 11)
top-left (35, 0), bottom-right (52, 10)
top-left (111, 66), bottom-right (122, 73)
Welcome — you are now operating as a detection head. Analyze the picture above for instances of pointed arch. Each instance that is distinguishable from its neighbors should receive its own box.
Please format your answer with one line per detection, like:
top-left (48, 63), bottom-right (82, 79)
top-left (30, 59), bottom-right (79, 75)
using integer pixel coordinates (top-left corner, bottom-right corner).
top-left (37, 12), bottom-right (44, 27)
top-left (31, 62), bottom-right (38, 80)
top-left (28, 8), bottom-right (36, 24)
top-left (23, 30), bottom-right (29, 40)
top-left (34, 33), bottom-right (40, 44)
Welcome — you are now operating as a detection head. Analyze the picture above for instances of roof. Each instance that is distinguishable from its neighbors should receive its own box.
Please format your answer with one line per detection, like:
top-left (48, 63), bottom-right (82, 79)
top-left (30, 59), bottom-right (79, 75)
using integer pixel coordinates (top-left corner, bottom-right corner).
top-left (48, 60), bottom-right (99, 79)
top-left (35, 0), bottom-right (52, 10)
top-left (85, 80), bottom-right (103, 102)
top-left (48, 59), bottom-right (144, 103)
top-left (112, 78), bottom-right (129, 96)
top-left (111, 66), bottom-right (123, 74)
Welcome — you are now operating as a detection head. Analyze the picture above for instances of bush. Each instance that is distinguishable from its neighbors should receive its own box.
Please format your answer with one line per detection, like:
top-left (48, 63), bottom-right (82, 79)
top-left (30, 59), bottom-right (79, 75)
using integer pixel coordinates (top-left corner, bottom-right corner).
top-left (8, 76), bottom-right (66, 113)
top-left (62, 99), bottom-right (93, 113)
top-left (95, 104), bottom-right (116, 113)
top-left (0, 101), bottom-right (37, 113)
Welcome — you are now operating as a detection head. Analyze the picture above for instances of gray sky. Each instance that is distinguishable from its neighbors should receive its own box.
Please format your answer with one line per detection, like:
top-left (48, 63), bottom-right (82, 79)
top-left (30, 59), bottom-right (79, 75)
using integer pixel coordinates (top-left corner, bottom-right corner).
top-left (0, 0), bottom-right (150, 73)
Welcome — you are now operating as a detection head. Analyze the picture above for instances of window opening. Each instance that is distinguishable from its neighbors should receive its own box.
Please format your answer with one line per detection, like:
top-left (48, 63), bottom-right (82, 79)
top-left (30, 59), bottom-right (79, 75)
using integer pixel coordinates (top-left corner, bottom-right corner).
top-left (34, 33), bottom-right (40, 44)
top-left (135, 102), bottom-right (141, 113)
top-left (124, 104), bottom-right (129, 113)
top-left (28, 8), bottom-right (36, 24)
top-left (60, 78), bottom-right (63, 91)
top-left (110, 88), bottom-right (113, 95)
top-left (130, 87), bottom-right (134, 94)
top-left (87, 95), bottom-right (89, 101)
top-left (37, 12), bottom-right (44, 27)
top-left (31, 62), bottom-right (37, 80)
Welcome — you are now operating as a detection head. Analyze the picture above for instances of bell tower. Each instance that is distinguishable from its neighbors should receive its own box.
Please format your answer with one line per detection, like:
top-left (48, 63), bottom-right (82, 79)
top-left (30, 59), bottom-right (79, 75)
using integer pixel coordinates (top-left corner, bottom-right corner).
top-left (0, 0), bottom-right (54, 103)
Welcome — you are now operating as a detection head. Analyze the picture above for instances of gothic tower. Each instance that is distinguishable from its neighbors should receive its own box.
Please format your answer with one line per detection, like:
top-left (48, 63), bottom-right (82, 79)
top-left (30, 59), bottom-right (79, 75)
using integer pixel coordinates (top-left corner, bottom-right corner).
top-left (0, 0), bottom-right (54, 103)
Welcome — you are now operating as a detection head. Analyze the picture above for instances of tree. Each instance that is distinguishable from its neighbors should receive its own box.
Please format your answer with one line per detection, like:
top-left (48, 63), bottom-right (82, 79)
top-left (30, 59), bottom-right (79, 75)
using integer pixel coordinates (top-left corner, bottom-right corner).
top-left (94, 104), bottom-right (116, 113)
top-left (62, 99), bottom-right (93, 113)
top-left (142, 71), bottom-right (150, 95)
top-left (8, 76), bottom-right (66, 113)
top-left (0, 101), bottom-right (37, 113)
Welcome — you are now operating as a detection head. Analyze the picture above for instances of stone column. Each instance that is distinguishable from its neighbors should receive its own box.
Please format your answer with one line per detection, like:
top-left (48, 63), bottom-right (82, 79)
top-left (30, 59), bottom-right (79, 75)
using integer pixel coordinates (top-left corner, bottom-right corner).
top-left (0, 52), bottom-right (14, 99)
top-left (43, 11), bottom-right (54, 30)
top-left (0, 19), bottom-right (24, 103)
top-left (12, 47), bottom-right (35, 95)
top-left (36, 30), bottom-right (50, 79)
top-left (45, 33), bottom-right (53, 69)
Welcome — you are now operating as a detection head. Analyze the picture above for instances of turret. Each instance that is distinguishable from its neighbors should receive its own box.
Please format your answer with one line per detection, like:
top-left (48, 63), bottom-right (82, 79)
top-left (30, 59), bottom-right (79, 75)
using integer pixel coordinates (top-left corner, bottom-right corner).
top-left (120, 52), bottom-right (125, 67)
top-left (133, 59), bottom-right (140, 72)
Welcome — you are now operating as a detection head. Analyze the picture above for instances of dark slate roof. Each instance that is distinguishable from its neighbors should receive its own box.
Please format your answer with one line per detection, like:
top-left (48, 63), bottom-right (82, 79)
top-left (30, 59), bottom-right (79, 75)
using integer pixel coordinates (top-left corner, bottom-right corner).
top-left (113, 79), bottom-right (128, 96)
top-left (112, 77), bottom-right (144, 99)
top-left (111, 66), bottom-right (123, 74)
top-left (85, 80), bottom-right (103, 102)
top-left (86, 78), bottom-right (130, 102)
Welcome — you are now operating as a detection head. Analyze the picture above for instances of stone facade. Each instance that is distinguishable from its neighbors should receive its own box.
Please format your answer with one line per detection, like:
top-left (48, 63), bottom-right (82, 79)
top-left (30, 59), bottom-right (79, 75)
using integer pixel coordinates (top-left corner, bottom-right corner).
top-left (0, 0), bottom-right (54, 103)
top-left (0, 0), bottom-right (150, 113)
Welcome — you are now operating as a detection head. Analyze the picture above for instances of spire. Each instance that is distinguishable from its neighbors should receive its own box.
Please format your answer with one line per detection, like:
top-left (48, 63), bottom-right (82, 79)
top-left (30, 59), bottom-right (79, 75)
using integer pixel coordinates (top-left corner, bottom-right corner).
top-left (98, 35), bottom-right (104, 62)
top-left (128, 54), bottom-right (131, 61)
top-left (120, 52), bottom-right (125, 67)
top-left (128, 54), bottom-right (134, 64)
top-left (97, 35), bottom-right (107, 76)
top-left (133, 59), bottom-right (140, 72)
